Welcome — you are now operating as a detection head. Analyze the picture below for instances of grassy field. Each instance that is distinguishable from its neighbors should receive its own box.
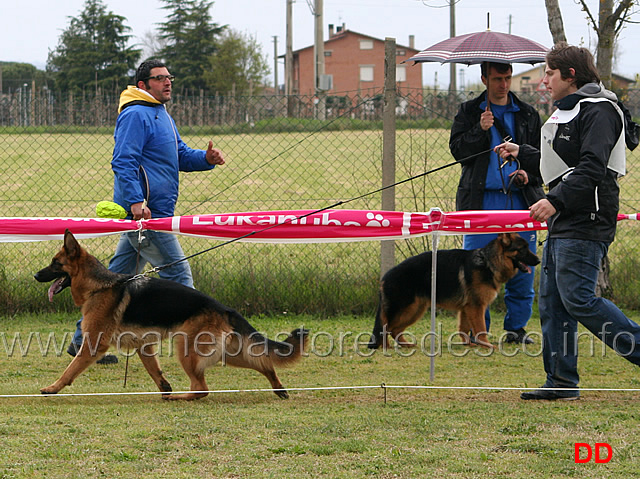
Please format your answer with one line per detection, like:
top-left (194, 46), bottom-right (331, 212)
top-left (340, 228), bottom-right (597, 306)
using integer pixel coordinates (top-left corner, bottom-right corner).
top-left (1, 312), bottom-right (639, 478)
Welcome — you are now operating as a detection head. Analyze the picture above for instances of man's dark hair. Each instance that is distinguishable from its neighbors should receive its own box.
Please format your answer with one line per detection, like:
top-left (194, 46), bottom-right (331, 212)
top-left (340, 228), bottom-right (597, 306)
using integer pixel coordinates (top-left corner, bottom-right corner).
top-left (545, 42), bottom-right (600, 88)
top-left (135, 60), bottom-right (167, 86)
top-left (480, 61), bottom-right (512, 78)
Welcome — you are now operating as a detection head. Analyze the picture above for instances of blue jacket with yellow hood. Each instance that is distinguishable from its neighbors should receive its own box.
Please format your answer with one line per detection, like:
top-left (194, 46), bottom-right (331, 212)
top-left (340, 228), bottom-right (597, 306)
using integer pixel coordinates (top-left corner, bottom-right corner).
top-left (112, 86), bottom-right (216, 218)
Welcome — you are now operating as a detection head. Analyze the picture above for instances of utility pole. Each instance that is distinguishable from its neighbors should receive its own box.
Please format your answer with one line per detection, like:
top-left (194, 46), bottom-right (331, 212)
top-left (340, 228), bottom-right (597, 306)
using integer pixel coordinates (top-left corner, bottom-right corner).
top-left (272, 36), bottom-right (279, 94)
top-left (314, 0), bottom-right (325, 119)
top-left (449, 0), bottom-right (457, 92)
top-left (314, 0), bottom-right (325, 91)
top-left (285, 0), bottom-right (294, 115)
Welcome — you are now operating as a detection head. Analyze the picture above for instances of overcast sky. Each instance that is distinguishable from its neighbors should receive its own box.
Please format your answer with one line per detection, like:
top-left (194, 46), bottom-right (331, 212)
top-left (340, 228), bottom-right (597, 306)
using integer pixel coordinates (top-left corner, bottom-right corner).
top-left (2, 0), bottom-right (639, 89)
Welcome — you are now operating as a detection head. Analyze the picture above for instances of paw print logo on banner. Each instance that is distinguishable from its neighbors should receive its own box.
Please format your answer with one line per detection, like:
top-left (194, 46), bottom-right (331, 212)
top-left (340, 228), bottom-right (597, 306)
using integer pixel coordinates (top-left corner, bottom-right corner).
top-left (366, 213), bottom-right (391, 227)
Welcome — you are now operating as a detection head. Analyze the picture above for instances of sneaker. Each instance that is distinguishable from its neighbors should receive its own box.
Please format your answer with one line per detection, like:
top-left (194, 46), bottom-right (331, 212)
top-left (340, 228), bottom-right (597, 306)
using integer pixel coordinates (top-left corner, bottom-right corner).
top-left (520, 388), bottom-right (579, 401)
top-left (66, 342), bottom-right (118, 365)
top-left (503, 328), bottom-right (534, 345)
top-left (67, 342), bottom-right (80, 357)
top-left (96, 354), bottom-right (119, 365)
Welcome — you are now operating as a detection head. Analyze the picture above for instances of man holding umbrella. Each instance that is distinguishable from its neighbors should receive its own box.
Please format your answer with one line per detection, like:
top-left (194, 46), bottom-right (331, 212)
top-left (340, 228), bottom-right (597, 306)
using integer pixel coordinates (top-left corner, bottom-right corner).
top-left (449, 61), bottom-right (543, 344)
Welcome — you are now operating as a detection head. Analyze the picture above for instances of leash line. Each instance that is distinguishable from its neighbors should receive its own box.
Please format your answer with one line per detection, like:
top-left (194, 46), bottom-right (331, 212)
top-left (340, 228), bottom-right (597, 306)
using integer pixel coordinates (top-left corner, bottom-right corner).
top-left (136, 145), bottom-right (495, 278)
top-left (79, 139), bottom-right (499, 278)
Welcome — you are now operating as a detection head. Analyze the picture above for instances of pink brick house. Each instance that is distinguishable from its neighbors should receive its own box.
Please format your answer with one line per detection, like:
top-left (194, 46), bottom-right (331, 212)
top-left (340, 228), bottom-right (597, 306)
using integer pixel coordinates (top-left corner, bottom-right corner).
top-left (291, 24), bottom-right (423, 95)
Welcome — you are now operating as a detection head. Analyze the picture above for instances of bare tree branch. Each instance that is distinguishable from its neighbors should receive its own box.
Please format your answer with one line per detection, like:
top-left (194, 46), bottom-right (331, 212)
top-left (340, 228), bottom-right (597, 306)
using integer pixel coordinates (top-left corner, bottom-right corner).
top-left (577, 0), bottom-right (599, 32)
top-left (612, 0), bottom-right (635, 21)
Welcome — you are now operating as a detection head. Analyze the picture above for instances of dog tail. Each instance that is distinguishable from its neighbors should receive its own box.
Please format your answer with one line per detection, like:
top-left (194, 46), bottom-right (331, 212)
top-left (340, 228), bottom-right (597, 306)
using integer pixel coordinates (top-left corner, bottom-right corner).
top-left (368, 293), bottom-right (384, 349)
top-left (266, 328), bottom-right (309, 367)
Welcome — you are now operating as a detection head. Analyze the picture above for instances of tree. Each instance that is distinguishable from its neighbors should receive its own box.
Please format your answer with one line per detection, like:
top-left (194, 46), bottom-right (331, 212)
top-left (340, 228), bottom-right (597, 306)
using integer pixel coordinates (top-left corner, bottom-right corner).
top-left (158, 0), bottom-right (226, 92)
top-left (47, 0), bottom-right (140, 93)
top-left (0, 62), bottom-right (51, 94)
top-left (204, 29), bottom-right (270, 95)
top-left (544, 0), bottom-right (639, 87)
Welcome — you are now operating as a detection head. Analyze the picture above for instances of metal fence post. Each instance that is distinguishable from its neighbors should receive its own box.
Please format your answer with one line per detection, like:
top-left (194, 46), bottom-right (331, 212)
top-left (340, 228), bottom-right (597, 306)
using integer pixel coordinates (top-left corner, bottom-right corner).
top-left (380, 37), bottom-right (396, 277)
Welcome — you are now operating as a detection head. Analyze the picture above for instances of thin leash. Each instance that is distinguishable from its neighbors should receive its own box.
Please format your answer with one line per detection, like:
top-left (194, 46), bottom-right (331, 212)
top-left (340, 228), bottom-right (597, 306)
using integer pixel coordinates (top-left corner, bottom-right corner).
top-left (497, 135), bottom-right (521, 209)
top-left (130, 145), bottom-right (499, 279)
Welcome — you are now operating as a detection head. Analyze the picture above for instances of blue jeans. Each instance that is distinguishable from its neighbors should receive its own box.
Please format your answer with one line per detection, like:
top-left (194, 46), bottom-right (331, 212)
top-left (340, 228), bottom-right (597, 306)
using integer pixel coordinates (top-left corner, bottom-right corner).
top-left (539, 238), bottom-right (640, 389)
top-left (463, 230), bottom-right (537, 332)
top-left (72, 230), bottom-right (194, 346)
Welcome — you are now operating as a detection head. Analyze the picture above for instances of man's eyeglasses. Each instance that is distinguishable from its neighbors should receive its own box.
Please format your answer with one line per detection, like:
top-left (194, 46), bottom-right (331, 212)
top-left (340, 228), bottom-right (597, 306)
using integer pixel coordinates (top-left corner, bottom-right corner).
top-left (144, 75), bottom-right (175, 82)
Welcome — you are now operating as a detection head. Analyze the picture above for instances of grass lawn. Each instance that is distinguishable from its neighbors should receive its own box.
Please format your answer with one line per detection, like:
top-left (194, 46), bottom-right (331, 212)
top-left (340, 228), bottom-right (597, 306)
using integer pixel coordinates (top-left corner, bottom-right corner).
top-left (1, 312), bottom-right (639, 478)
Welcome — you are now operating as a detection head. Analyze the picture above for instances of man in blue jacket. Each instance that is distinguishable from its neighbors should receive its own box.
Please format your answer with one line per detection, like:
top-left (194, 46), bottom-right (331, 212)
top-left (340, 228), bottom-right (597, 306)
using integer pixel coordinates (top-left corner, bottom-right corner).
top-left (68, 60), bottom-right (226, 362)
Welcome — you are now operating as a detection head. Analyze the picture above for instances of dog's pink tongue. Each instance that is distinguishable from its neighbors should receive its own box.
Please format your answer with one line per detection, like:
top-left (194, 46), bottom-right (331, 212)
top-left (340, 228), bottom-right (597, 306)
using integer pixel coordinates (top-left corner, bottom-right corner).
top-left (47, 277), bottom-right (65, 302)
top-left (47, 284), bottom-right (56, 302)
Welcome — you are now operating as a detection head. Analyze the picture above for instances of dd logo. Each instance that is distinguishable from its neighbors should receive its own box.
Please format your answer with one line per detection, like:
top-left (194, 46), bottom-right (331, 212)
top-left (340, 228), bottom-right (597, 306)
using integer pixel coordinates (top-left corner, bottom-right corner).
top-left (574, 443), bottom-right (613, 463)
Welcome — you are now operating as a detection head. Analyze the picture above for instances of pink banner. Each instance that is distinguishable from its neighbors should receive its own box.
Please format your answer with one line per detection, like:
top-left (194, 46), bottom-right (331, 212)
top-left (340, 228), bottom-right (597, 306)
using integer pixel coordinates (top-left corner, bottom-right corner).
top-left (0, 209), bottom-right (636, 243)
top-left (0, 217), bottom-right (137, 242)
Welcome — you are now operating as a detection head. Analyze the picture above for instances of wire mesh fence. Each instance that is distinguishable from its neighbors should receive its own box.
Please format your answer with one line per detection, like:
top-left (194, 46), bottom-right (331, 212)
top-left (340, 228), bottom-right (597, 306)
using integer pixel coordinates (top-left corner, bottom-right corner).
top-left (1, 87), bottom-right (639, 316)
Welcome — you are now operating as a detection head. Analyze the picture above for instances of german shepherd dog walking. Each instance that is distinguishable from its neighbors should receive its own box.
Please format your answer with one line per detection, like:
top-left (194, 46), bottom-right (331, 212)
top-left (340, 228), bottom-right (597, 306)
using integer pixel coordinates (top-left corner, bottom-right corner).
top-left (34, 230), bottom-right (308, 400)
top-left (369, 233), bottom-right (540, 349)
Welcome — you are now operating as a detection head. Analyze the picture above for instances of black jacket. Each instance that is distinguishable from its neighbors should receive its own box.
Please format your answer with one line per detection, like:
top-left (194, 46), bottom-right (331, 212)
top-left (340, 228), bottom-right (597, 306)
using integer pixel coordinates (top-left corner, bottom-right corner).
top-left (449, 91), bottom-right (543, 211)
top-left (518, 87), bottom-right (624, 243)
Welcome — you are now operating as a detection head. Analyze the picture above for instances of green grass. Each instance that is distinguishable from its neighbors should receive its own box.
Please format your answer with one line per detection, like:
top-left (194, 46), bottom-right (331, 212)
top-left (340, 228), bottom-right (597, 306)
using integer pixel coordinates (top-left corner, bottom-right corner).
top-left (1, 312), bottom-right (639, 478)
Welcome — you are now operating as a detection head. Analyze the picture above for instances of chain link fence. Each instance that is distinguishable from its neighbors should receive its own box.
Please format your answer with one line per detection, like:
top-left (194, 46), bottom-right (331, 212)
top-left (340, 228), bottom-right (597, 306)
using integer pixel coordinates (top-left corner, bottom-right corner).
top-left (1, 86), bottom-right (639, 316)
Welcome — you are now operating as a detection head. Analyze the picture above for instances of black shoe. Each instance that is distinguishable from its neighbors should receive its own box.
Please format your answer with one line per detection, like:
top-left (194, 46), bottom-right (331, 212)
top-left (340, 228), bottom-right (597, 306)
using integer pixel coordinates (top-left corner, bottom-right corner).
top-left (521, 388), bottom-right (579, 401)
top-left (503, 328), bottom-right (534, 344)
top-left (66, 342), bottom-right (118, 365)
top-left (67, 342), bottom-right (80, 357)
top-left (96, 354), bottom-right (119, 365)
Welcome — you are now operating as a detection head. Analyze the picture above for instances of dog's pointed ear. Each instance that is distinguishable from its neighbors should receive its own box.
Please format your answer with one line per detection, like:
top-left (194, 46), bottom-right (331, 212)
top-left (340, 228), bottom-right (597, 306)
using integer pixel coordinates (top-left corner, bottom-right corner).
top-left (63, 229), bottom-right (81, 258)
top-left (497, 232), bottom-right (512, 247)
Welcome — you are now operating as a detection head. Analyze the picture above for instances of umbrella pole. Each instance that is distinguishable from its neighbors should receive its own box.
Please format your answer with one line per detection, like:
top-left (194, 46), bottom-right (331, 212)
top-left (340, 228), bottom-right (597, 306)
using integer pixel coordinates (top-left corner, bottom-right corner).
top-left (484, 64), bottom-right (491, 113)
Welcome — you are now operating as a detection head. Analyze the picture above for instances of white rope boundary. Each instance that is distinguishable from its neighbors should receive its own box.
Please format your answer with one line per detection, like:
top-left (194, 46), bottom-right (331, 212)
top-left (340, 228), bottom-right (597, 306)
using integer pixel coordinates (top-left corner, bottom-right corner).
top-left (2, 384), bottom-right (640, 399)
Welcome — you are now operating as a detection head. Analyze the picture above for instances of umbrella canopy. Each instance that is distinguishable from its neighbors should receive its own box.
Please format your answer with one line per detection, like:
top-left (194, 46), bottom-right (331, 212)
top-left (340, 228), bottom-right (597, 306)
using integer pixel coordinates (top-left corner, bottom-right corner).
top-left (406, 30), bottom-right (549, 65)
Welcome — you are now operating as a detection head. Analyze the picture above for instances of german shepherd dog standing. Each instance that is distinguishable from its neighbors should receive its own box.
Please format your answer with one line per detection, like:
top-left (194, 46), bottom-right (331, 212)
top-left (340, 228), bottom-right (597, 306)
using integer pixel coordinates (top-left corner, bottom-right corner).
top-left (34, 230), bottom-right (308, 400)
top-left (369, 233), bottom-right (540, 349)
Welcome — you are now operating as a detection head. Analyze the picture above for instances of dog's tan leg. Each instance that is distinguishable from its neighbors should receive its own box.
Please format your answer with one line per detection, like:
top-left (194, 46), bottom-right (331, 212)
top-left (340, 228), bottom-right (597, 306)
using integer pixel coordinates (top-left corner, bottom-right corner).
top-left (459, 306), bottom-right (495, 349)
top-left (457, 311), bottom-right (473, 346)
top-left (260, 364), bottom-right (288, 399)
top-left (166, 341), bottom-right (209, 401)
top-left (225, 354), bottom-right (289, 399)
top-left (40, 332), bottom-right (111, 394)
top-left (388, 300), bottom-right (427, 348)
top-left (136, 347), bottom-right (173, 398)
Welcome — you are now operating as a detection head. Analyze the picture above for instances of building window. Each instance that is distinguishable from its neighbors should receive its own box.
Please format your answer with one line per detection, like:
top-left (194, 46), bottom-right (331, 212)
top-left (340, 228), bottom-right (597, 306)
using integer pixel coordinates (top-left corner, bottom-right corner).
top-left (396, 49), bottom-right (406, 56)
top-left (324, 51), bottom-right (332, 57)
top-left (360, 39), bottom-right (374, 50)
top-left (396, 65), bottom-right (407, 82)
top-left (360, 66), bottom-right (374, 82)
